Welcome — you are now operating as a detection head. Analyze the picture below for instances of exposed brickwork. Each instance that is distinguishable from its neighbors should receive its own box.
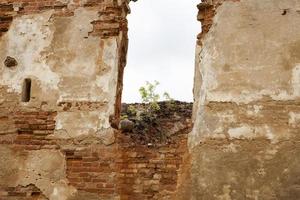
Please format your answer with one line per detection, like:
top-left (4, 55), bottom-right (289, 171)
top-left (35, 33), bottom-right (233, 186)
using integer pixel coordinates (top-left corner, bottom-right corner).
top-left (0, 0), bottom-right (128, 38)
top-left (0, 185), bottom-right (47, 200)
top-left (62, 131), bottom-right (190, 200)
top-left (12, 111), bottom-right (58, 150)
top-left (0, 0), bottom-right (131, 198)
top-left (197, 0), bottom-right (240, 45)
top-left (0, 0), bottom-right (192, 199)
top-left (116, 132), bottom-right (189, 200)
top-left (65, 146), bottom-right (119, 200)
top-left (0, 87), bottom-right (58, 150)
top-left (0, 101), bottom-right (191, 199)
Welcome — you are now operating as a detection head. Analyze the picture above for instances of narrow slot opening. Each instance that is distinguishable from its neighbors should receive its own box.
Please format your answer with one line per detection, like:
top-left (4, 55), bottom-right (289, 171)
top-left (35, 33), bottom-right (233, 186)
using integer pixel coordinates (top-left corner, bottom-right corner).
top-left (22, 78), bottom-right (31, 102)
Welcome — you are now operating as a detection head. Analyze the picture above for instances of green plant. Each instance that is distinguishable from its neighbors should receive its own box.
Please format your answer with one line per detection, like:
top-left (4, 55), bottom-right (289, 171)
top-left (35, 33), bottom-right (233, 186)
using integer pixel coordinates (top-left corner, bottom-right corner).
top-left (139, 81), bottom-right (161, 111)
top-left (139, 81), bottom-right (175, 112)
top-left (128, 105), bottom-right (137, 116)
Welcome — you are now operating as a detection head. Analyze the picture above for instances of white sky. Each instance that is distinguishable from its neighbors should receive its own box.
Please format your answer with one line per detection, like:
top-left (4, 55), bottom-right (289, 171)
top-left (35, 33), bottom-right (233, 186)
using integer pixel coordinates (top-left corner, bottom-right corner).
top-left (122, 0), bottom-right (200, 103)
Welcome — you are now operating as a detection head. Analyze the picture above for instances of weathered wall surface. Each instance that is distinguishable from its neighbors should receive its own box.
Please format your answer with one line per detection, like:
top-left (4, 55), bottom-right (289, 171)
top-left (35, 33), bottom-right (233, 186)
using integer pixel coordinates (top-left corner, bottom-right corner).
top-left (0, 0), bottom-right (130, 199)
top-left (0, 101), bottom-right (192, 200)
top-left (182, 0), bottom-right (300, 199)
top-left (2, 0), bottom-right (300, 199)
top-left (0, 0), bottom-right (129, 138)
top-left (0, 1), bottom-right (192, 199)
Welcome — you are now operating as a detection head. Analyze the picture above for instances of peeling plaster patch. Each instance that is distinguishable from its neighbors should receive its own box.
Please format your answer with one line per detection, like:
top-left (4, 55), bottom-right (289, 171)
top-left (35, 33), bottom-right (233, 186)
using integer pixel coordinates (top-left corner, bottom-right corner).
top-left (292, 65), bottom-right (300, 96)
top-left (191, 0), bottom-right (300, 147)
top-left (213, 127), bottom-right (225, 135)
top-left (0, 10), bottom-right (60, 94)
top-left (94, 128), bottom-right (115, 145)
top-left (44, 8), bottom-right (109, 103)
top-left (206, 92), bottom-right (262, 104)
top-left (0, 7), bottom-right (120, 110)
top-left (57, 0), bottom-right (69, 3)
top-left (289, 112), bottom-right (300, 127)
top-left (207, 89), bottom-right (297, 104)
top-left (198, 43), bottom-right (219, 105)
top-left (228, 125), bottom-right (278, 141)
top-left (254, 125), bottom-right (277, 143)
top-left (0, 8), bottom-right (121, 136)
top-left (193, 0), bottom-right (300, 104)
top-left (54, 111), bottom-right (112, 138)
top-left (18, 150), bottom-right (76, 199)
top-left (50, 182), bottom-right (76, 200)
top-left (228, 125), bottom-right (254, 139)
top-left (95, 38), bottom-right (119, 115)
top-left (0, 146), bottom-right (20, 186)
top-left (0, 147), bottom-right (76, 199)
top-left (21, 150), bottom-right (65, 182)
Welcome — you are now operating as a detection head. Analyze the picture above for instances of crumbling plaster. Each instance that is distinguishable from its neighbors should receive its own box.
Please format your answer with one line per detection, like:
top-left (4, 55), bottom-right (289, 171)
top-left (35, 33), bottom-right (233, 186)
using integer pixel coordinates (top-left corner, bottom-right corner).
top-left (0, 145), bottom-right (77, 200)
top-left (1, 0), bottom-right (300, 199)
top-left (179, 0), bottom-right (300, 199)
top-left (0, 1), bottom-right (129, 198)
top-left (0, 7), bottom-right (121, 139)
top-left (191, 0), bottom-right (300, 146)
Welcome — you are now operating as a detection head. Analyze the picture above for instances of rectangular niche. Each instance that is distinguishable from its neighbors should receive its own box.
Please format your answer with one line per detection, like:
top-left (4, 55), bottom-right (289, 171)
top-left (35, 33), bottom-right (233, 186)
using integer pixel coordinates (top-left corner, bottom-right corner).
top-left (22, 78), bottom-right (31, 102)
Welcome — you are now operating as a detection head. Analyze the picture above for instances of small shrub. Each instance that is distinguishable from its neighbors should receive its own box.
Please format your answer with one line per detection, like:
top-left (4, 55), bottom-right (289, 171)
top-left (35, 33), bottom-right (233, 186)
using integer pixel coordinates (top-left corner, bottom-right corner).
top-left (139, 81), bottom-right (160, 112)
top-left (128, 105), bottom-right (137, 116)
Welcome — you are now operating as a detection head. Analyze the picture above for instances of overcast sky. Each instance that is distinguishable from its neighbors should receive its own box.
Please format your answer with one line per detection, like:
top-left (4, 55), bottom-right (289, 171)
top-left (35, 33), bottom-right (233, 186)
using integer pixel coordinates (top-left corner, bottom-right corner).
top-left (122, 0), bottom-right (200, 103)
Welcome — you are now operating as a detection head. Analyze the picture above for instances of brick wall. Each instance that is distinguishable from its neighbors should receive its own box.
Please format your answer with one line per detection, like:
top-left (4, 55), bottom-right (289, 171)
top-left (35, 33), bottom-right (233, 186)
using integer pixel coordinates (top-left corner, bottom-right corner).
top-left (0, 0), bottom-right (191, 198)
top-left (65, 145), bottom-right (119, 200)
top-left (0, 0), bottom-right (130, 197)
top-left (0, 0), bottom-right (129, 37)
top-left (116, 132), bottom-right (189, 200)
top-left (0, 0), bottom-right (129, 126)
top-left (0, 185), bottom-right (47, 200)
top-left (0, 100), bottom-right (191, 199)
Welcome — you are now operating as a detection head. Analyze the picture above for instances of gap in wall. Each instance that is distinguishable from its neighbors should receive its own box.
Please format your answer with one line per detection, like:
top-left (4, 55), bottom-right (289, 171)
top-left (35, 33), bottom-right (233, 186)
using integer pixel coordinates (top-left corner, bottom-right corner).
top-left (123, 0), bottom-right (199, 103)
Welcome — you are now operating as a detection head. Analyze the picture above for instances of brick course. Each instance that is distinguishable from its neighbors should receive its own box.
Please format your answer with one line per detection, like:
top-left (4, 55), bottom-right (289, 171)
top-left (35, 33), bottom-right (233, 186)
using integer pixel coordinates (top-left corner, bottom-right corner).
top-left (0, 101), bottom-right (191, 199)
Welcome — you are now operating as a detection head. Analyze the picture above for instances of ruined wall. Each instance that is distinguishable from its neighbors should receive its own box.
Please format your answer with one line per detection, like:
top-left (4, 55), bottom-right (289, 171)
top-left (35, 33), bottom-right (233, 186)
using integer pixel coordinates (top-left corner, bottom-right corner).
top-left (0, 0), bottom-right (129, 199)
top-left (0, 101), bottom-right (191, 200)
top-left (182, 0), bottom-right (300, 199)
top-left (0, 1), bottom-right (194, 199)
top-left (3, 0), bottom-right (300, 199)
top-left (0, 0), bottom-right (129, 138)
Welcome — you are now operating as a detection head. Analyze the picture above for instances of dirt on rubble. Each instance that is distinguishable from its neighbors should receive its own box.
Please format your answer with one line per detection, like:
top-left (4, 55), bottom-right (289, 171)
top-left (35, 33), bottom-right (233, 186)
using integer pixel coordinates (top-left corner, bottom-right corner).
top-left (120, 101), bottom-right (193, 144)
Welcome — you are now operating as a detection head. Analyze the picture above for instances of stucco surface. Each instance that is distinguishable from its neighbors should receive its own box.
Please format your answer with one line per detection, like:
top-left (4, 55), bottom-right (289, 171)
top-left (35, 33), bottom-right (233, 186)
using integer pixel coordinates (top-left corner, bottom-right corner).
top-left (0, 1), bottom-right (129, 199)
top-left (191, 0), bottom-right (300, 145)
top-left (0, 8), bottom-right (120, 138)
top-left (183, 0), bottom-right (300, 199)
top-left (0, 145), bottom-right (76, 200)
